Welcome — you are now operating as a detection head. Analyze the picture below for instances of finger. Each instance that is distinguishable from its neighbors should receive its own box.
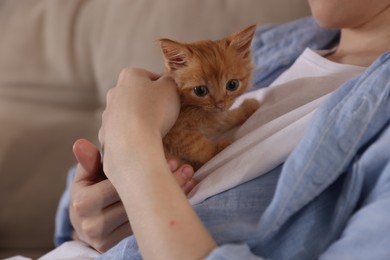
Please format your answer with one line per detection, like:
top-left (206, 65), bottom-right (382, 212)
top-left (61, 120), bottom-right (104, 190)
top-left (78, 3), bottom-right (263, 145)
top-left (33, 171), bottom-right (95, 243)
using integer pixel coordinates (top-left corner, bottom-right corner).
top-left (103, 88), bottom-right (114, 109)
top-left (93, 179), bottom-right (121, 209)
top-left (167, 158), bottom-right (179, 172)
top-left (142, 70), bottom-right (161, 81)
top-left (117, 68), bottom-right (161, 86)
top-left (155, 74), bottom-right (176, 85)
top-left (154, 74), bottom-right (178, 93)
top-left (154, 76), bottom-right (181, 136)
top-left (95, 222), bottom-right (132, 253)
top-left (78, 179), bottom-right (121, 213)
top-left (102, 201), bottom-right (129, 235)
top-left (75, 213), bottom-right (131, 253)
top-left (70, 178), bottom-right (121, 221)
top-left (182, 179), bottom-right (198, 195)
top-left (172, 164), bottom-right (194, 187)
top-left (78, 201), bottom-right (128, 243)
top-left (73, 139), bottom-right (103, 183)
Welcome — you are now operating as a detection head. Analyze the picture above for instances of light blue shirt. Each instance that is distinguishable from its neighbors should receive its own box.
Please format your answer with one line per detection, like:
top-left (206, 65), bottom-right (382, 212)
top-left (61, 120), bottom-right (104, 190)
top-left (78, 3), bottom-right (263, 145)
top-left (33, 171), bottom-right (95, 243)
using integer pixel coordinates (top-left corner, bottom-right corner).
top-left (55, 17), bottom-right (390, 259)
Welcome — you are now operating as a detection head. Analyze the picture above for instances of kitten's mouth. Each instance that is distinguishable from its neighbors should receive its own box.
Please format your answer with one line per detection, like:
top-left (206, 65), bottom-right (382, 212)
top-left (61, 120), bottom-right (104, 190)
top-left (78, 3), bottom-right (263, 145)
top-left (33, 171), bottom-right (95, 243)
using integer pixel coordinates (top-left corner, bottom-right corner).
top-left (213, 101), bottom-right (231, 112)
top-left (210, 106), bottom-right (229, 113)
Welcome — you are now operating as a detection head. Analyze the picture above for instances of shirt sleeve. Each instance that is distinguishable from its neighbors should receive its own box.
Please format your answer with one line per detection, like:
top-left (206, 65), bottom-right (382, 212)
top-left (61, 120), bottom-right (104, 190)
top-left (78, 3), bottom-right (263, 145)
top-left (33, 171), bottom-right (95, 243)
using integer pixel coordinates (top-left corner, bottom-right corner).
top-left (319, 160), bottom-right (390, 260)
top-left (54, 166), bottom-right (76, 246)
top-left (205, 244), bottom-right (264, 260)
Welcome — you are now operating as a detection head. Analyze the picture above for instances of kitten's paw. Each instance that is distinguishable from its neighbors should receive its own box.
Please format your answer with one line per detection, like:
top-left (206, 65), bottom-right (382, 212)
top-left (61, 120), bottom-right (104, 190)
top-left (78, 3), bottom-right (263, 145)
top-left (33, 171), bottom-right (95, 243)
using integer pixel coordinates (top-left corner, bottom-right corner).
top-left (241, 98), bottom-right (260, 117)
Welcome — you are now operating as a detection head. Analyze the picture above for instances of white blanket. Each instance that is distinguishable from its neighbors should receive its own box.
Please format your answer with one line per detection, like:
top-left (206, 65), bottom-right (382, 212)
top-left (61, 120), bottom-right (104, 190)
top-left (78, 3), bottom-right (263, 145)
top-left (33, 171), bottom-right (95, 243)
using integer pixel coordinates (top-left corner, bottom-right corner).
top-left (39, 241), bottom-right (100, 260)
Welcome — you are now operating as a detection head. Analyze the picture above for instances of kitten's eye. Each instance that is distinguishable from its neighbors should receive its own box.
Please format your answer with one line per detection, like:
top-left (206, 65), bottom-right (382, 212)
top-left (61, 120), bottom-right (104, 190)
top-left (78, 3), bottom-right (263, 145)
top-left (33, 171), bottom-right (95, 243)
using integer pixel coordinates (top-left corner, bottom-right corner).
top-left (226, 79), bottom-right (240, 91)
top-left (193, 86), bottom-right (209, 97)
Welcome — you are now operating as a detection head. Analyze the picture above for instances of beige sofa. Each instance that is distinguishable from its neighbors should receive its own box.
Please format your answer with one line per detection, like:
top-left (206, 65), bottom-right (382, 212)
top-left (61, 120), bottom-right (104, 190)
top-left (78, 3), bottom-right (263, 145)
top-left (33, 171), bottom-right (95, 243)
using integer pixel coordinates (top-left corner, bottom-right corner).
top-left (0, 0), bottom-right (310, 258)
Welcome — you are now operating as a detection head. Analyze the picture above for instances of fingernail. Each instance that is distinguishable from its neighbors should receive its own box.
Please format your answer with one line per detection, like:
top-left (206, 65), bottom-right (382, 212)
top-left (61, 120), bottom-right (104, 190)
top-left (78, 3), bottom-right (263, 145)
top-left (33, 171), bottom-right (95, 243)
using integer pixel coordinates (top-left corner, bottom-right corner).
top-left (181, 166), bottom-right (193, 180)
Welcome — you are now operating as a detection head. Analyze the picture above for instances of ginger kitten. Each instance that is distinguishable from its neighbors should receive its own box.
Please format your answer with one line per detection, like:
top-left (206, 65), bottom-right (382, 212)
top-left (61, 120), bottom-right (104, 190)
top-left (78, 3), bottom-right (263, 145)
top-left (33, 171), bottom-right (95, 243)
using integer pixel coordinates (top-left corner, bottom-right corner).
top-left (160, 25), bottom-right (260, 170)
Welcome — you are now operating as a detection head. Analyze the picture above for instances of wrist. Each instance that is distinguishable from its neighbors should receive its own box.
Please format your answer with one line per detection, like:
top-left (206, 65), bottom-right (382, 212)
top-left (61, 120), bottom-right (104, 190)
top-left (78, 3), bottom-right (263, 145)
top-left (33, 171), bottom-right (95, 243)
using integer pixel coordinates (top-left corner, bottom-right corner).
top-left (102, 124), bottom-right (166, 185)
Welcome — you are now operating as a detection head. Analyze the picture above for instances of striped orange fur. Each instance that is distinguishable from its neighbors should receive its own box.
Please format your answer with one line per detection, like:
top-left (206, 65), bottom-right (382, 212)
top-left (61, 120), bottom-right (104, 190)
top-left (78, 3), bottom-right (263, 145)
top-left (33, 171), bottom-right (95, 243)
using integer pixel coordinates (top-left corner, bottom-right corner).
top-left (160, 25), bottom-right (260, 170)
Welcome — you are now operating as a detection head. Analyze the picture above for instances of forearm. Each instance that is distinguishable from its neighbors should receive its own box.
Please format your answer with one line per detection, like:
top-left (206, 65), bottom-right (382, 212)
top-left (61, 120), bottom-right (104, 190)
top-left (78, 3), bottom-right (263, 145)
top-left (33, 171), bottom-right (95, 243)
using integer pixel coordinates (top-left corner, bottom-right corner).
top-left (106, 129), bottom-right (217, 260)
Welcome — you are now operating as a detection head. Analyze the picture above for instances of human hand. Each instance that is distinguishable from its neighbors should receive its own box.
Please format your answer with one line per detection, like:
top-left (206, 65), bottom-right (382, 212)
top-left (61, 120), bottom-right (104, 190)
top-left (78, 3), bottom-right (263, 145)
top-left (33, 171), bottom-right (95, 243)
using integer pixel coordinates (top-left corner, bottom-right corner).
top-left (69, 139), bottom-right (128, 252)
top-left (98, 68), bottom-right (181, 181)
top-left (70, 139), bottom-right (197, 253)
top-left (167, 158), bottom-right (198, 195)
top-left (97, 68), bottom-right (215, 259)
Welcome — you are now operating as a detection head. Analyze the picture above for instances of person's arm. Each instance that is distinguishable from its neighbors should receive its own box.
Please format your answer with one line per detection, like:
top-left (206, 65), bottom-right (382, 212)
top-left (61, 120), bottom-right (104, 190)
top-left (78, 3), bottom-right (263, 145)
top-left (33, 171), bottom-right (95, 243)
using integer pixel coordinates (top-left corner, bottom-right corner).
top-left (99, 68), bottom-right (217, 259)
top-left (55, 139), bottom-right (197, 253)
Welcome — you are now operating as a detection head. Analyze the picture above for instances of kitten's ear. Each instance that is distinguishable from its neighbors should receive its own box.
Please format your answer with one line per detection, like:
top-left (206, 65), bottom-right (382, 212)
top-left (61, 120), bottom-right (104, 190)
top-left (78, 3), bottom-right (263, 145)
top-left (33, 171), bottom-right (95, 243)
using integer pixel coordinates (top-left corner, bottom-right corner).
top-left (228, 24), bottom-right (257, 58)
top-left (159, 39), bottom-right (189, 72)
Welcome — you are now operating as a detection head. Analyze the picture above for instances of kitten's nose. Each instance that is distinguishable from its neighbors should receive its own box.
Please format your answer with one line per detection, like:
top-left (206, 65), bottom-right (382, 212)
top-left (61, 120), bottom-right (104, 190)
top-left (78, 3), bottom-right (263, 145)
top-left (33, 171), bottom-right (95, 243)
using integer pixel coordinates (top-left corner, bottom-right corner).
top-left (216, 101), bottom-right (225, 109)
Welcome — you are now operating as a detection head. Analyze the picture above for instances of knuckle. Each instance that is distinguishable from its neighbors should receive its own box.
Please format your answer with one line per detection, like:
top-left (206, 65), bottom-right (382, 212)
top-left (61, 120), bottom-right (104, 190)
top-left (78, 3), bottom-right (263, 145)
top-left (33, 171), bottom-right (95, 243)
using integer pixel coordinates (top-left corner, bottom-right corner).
top-left (81, 218), bottom-right (102, 239)
top-left (160, 74), bottom-right (176, 85)
top-left (118, 67), bottom-right (141, 82)
top-left (71, 193), bottom-right (88, 216)
top-left (94, 240), bottom-right (111, 253)
top-left (86, 236), bottom-right (109, 253)
top-left (106, 87), bottom-right (115, 97)
top-left (118, 68), bottom-right (131, 79)
top-left (105, 88), bottom-right (115, 105)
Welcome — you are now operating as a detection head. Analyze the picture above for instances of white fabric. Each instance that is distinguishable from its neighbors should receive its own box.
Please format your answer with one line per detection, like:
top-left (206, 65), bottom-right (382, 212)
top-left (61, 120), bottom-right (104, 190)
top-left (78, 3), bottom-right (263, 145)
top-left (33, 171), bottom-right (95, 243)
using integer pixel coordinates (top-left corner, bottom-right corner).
top-left (38, 241), bottom-right (100, 260)
top-left (3, 256), bottom-right (32, 260)
top-left (188, 48), bottom-right (366, 204)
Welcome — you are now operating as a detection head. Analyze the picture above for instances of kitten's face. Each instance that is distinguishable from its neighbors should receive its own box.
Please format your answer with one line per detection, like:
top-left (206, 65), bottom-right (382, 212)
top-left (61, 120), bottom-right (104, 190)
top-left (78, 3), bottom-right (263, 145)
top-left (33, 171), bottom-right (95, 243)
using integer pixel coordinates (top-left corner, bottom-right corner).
top-left (160, 25), bottom-right (256, 112)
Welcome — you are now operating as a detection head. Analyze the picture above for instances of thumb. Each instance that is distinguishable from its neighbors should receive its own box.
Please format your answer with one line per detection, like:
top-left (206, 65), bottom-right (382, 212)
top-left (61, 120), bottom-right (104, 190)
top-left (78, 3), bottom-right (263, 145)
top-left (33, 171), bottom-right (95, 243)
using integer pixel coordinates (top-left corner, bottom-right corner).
top-left (72, 139), bottom-right (104, 183)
